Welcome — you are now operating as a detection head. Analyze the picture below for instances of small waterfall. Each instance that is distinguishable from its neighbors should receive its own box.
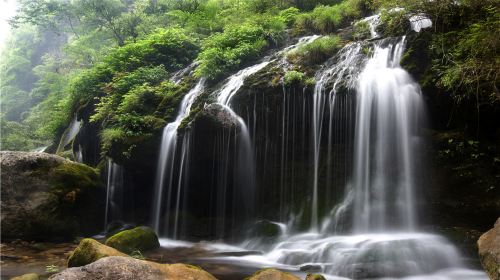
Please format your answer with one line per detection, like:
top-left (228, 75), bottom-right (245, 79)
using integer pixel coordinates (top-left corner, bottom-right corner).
top-left (56, 114), bottom-right (81, 153)
top-left (104, 159), bottom-right (124, 229)
top-left (218, 36), bottom-right (485, 279)
top-left (310, 42), bottom-right (364, 231)
top-left (152, 79), bottom-right (205, 235)
top-left (352, 36), bottom-right (424, 232)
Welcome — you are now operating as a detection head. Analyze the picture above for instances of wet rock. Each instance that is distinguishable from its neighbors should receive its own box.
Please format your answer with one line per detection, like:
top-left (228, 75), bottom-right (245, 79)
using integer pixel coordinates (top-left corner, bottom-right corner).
top-left (253, 220), bottom-right (283, 238)
top-left (10, 273), bottom-right (39, 280)
top-left (105, 226), bottom-right (160, 254)
top-left (0, 151), bottom-right (105, 241)
top-left (68, 238), bottom-right (126, 267)
top-left (191, 103), bottom-right (239, 131)
top-left (305, 274), bottom-right (326, 280)
top-left (478, 218), bottom-right (500, 280)
top-left (50, 256), bottom-right (217, 280)
top-left (246, 268), bottom-right (300, 280)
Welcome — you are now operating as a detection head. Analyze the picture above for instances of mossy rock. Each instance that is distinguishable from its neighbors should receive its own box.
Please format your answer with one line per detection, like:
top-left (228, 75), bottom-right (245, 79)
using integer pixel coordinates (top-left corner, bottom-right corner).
top-left (67, 238), bottom-right (126, 267)
top-left (0, 152), bottom-right (105, 241)
top-left (246, 268), bottom-right (300, 280)
top-left (478, 218), bottom-right (500, 280)
top-left (51, 256), bottom-right (217, 280)
top-left (10, 273), bottom-right (39, 280)
top-left (105, 226), bottom-right (160, 254)
top-left (305, 274), bottom-right (326, 280)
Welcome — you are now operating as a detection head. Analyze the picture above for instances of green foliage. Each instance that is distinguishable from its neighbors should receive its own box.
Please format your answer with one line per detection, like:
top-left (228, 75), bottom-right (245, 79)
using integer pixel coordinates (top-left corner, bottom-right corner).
top-left (279, 7), bottom-right (300, 27)
top-left (283, 70), bottom-right (305, 85)
top-left (46, 265), bottom-right (59, 273)
top-left (352, 20), bottom-right (371, 40)
top-left (287, 35), bottom-right (343, 65)
top-left (378, 8), bottom-right (408, 37)
top-left (294, 0), bottom-right (364, 34)
top-left (196, 18), bottom-right (285, 80)
top-left (436, 9), bottom-right (499, 104)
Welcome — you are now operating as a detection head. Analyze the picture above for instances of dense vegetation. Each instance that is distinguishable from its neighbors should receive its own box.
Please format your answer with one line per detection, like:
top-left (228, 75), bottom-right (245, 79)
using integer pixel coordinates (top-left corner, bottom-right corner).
top-left (0, 0), bottom-right (498, 156)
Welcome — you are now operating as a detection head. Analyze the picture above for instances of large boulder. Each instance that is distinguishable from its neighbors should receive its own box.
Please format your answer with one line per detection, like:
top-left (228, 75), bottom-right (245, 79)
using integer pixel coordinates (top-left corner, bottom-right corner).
top-left (246, 268), bottom-right (300, 280)
top-left (68, 238), bottom-right (127, 267)
top-left (478, 217), bottom-right (500, 280)
top-left (105, 226), bottom-right (160, 254)
top-left (50, 256), bottom-right (217, 280)
top-left (0, 151), bottom-right (105, 241)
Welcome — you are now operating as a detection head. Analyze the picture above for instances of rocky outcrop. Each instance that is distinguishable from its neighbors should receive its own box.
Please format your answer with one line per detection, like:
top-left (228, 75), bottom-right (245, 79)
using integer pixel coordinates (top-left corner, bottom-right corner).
top-left (50, 256), bottom-right (217, 280)
top-left (190, 103), bottom-right (240, 131)
top-left (246, 268), bottom-right (300, 280)
top-left (68, 238), bottom-right (127, 267)
top-left (0, 151), bottom-right (105, 241)
top-left (478, 218), bottom-right (500, 280)
top-left (105, 226), bottom-right (160, 254)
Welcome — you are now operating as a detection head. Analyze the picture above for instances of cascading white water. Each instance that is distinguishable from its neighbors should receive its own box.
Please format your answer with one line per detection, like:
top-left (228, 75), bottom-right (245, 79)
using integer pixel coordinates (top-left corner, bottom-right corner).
top-left (352, 36), bottom-right (422, 232)
top-left (56, 114), bottom-right (81, 153)
top-left (206, 37), bottom-right (487, 280)
top-left (152, 79), bottom-right (205, 235)
top-left (310, 42), bottom-right (364, 231)
top-left (104, 159), bottom-right (124, 229)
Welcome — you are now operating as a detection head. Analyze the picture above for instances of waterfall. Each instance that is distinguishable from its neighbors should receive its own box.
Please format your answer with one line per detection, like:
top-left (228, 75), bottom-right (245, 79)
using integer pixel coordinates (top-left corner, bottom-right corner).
top-left (56, 114), bottom-right (81, 153)
top-left (352, 36), bottom-right (423, 232)
top-left (208, 36), bottom-right (486, 280)
top-left (152, 79), bottom-right (205, 235)
top-left (310, 42), bottom-right (364, 231)
top-left (104, 159), bottom-right (124, 230)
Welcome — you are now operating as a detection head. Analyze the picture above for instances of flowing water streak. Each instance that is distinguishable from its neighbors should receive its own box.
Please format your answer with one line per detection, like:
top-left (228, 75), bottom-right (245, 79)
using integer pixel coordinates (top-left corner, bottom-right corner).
top-left (310, 42), bottom-right (363, 231)
top-left (207, 36), bottom-right (486, 280)
top-left (56, 114), bottom-right (81, 153)
top-left (104, 159), bottom-right (124, 229)
top-left (352, 36), bottom-right (422, 232)
top-left (152, 79), bottom-right (205, 234)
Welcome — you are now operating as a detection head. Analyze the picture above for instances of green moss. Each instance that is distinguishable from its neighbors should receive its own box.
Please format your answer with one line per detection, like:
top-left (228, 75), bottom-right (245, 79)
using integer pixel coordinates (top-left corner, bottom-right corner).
top-left (105, 226), bottom-right (160, 254)
top-left (352, 20), bottom-right (371, 40)
top-left (49, 162), bottom-right (101, 191)
top-left (68, 238), bottom-right (125, 267)
top-left (287, 36), bottom-right (344, 66)
top-left (10, 273), bottom-right (39, 280)
top-left (306, 274), bottom-right (327, 280)
top-left (284, 70), bottom-right (306, 85)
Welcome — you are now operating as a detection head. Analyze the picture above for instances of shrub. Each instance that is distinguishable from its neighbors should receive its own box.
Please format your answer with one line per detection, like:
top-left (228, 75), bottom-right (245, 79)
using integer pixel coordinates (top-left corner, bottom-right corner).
top-left (283, 70), bottom-right (306, 85)
top-left (353, 20), bottom-right (371, 40)
top-left (287, 35), bottom-right (343, 65)
top-left (195, 17), bottom-right (285, 80)
top-left (279, 7), bottom-right (300, 27)
top-left (295, 0), bottom-right (364, 34)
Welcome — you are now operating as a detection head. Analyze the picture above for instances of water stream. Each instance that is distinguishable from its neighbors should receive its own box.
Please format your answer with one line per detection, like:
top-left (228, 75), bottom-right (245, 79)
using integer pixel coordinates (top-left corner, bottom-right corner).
top-left (147, 31), bottom-right (486, 279)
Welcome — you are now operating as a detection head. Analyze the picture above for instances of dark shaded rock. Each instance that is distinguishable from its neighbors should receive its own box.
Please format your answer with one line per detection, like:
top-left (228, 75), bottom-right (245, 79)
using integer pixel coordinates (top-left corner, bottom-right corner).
top-left (246, 268), bottom-right (300, 280)
top-left (105, 226), bottom-right (160, 254)
top-left (251, 220), bottom-right (283, 239)
top-left (50, 256), bottom-right (217, 280)
top-left (191, 103), bottom-right (239, 131)
top-left (67, 238), bottom-right (126, 267)
top-left (0, 151), bottom-right (105, 241)
top-left (478, 218), bottom-right (500, 280)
